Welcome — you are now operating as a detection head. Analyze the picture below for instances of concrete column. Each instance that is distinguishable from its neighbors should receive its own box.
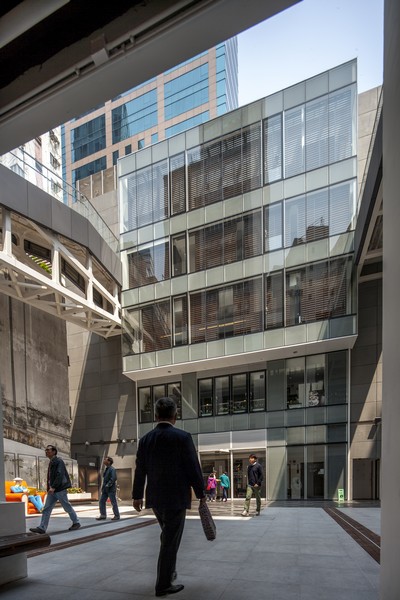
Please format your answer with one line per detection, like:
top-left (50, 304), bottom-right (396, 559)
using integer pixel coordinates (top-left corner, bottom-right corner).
top-left (381, 0), bottom-right (400, 597)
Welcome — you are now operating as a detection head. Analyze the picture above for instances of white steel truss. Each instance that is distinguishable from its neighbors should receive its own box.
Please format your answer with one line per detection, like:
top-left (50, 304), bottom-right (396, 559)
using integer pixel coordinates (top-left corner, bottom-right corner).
top-left (0, 207), bottom-right (121, 338)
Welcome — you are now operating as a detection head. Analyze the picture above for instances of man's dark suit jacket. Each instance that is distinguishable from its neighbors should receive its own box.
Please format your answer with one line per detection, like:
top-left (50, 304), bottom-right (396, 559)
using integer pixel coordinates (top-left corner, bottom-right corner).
top-left (132, 423), bottom-right (205, 510)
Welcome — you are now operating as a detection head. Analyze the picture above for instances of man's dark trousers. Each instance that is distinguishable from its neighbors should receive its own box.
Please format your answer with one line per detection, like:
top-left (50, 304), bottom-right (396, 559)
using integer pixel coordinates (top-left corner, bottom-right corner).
top-left (153, 508), bottom-right (186, 592)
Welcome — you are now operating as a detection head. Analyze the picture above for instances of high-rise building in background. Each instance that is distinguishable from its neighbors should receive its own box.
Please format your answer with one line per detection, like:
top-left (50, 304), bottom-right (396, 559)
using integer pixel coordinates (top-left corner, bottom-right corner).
top-left (61, 39), bottom-right (238, 202)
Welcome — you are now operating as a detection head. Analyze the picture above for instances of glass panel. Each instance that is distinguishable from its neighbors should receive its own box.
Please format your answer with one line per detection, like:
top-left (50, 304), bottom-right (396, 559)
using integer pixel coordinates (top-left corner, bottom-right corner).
top-left (263, 113), bottom-right (282, 183)
top-left (215, 376), bottom-right (230, 415)
top-left (286, 356), bottom-right (305, 409)
top-left (17, 454), bottom-right (38, 487)
top-left (264, 202), bottom-right (282, 252)
top-left (204, 140), bottom-right (222, 206)
top-left (139, 387), bottom-right (152, 423)
top-left (268, 446), bottom-right (286, 500)
top-left (284, 105), bottom-right (305, 178)
top-left (306, 188), bottom-right (329, 242)
top-left (4, 453), bottom-right (16, 480)
top-left (250, 371), bottom-right (265, 412)
top-left (153, 385), bottom-right (166, 404)
top-left (265, 270), bottom-right (284, 329)
top-left (267, 359), bottom-right (285, 411)
top-left (327, 444), bottom-right (346, 499)
top-left (328, 85), bottom-right (356, 163)
top-left (329, 180), bottom-right (356, 236)
top-left (232, 373), bottom-right (248, 413)
top-left (327, 424), bottom-right (346, 442)
top-left (306, 354), bottom-right (326, 407)
top-left (172, 234), bottom-right (187, 277)
top-left (328, 350), bottom-right (347, 404)
top-left (286, 268), bottom-right (306, 326)
top-left (141, 300), bottom-right (171, 352)
top-left (307, 445), bottom-right (325, 498)
top-left (305, 95), bottom-right (329, 171)
top-left (287, 427), bottom-right (305, 445)
top-left (173, 296), bottom-right (188, 346)
top-left (287, 446), bottom-right (304, 499)
top-left (167, 382), bottom-right (182, 420)
top-left (199, 379), bottom-right (213, 417)
top-left (38, 457), bottom-right (48, 491)
top-left (285, 194), bottom-right (306, 247)
top-left (306, 425), bottom-right (326, 444)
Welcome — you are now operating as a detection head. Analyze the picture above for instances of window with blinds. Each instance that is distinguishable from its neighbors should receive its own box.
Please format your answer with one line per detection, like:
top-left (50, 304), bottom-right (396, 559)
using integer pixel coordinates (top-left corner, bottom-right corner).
top-left (136, 165), bottom-right (153, 228)
top-left (329, 180), bottom-right (355, 236)
top-left (204, 140), bottom-right (223, 205)
top-left (264, 202), bottom-right (283, 251)
top-left (285, 256), bottom-right (352, 326)
top-left (121, 172), bottom-right (137, 232)
top-left (263, 113), bottom-right (282, 184)
top-left (172, 233), bottom-right (187, 277)
top-left (152, 160), bottom-right (169, 223)
top-left (222, 129), bottom-right (242, 199)
top-left (127, 240), bottom-right (170, 289)
top-left (284, 105), bottom-right (305, 178)
top-left (306, 188), bottom-right (329, 242)
top-left (285, 195), bottom-right (306, 247)
top-left (141, 300), bottom-right (171, 352)
top-left (328, 85), bottom-right (356, 163)
top-left (305, 96), bottom-right (329, 171)
top-left (189, 277), bottom-right (263, 343)
top-left (188, 146), bottom-right (204, 210)
top-left (265, 271), bottom-right (284, 329)
top-left (242, 123), bottom-right (262, 192)
top-left (170, 153), bottom-right (186, 215)
top-left (173, 295), bottom-right (188, 346)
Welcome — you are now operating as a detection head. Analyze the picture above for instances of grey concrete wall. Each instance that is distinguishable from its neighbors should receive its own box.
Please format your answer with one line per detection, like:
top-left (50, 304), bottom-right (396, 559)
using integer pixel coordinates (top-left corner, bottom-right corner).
top-left (68, 322), bottom-right (135, 498)
top-left (358, 86), bottom-right (382, 196)
top-left (1, 295), bottom-right (70, 454)
top-left (381, 0), bottom-right (400, 596)
top-left (350, 279), bottom-right (382, 498)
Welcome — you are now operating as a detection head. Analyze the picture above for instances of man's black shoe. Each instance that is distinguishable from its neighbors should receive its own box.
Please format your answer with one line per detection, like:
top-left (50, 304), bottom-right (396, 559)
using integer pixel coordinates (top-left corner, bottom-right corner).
top-left (69, 523), bottom-right (81, 531)
top-left (155, 584), bottom-right (184, 597)
top-left (111, 516), bottom-right (120, 521)
top-left (29, 527), bottom-right (45, 534)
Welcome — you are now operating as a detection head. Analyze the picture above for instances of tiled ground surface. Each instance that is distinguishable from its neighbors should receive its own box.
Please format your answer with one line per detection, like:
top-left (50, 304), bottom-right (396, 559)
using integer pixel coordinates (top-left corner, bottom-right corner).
top-left (0, 502), bottom-right (380, 599)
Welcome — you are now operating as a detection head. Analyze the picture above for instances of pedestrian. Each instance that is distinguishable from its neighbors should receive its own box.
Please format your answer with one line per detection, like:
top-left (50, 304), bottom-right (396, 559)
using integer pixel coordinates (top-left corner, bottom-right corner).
top-left (241, 454), bottom-right (263, 516)
top-left (132, 396), bottom-right (206, 597)
top-left (96, 456), bottom-right (120, 521)
top-left (206, 472), bottom-right (218, 501)
top-left (219, 471), bottom-right (230, 502)
top-left (29, 445), bottom-right (80, 533)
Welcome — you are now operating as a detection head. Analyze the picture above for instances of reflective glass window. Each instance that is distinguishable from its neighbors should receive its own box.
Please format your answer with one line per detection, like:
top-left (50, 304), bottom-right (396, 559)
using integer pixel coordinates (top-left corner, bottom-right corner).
top-left (327, 350), bottom-right (347, 404)
top-left (232, 374), bottom-right (248, 413)
top-left (112, 90), bottom-right (158, 144)
top-left (284, 105), bottom-right (305, 178)
top-left (215, 376), bottom-right (230, 415)
top-left (199, 379), bottom-right (213, 417)
top-left (305, 96), bottom-right (329, 171)
top-left (250, 371), bottom-right (265, 412)
top-left (285, 195), bottom-right (306, 247)
top-left (71, 115), bottom-right (106, 162)
top-left (306, 355), bottom-right (326, 407)
top-left (138, 388), bottom-right (152, 423)
top-left (264, 202), bottom-right (282, 251)
top-left (172, 234), bottom-right (186, 277)
top-left (286, 357), bottom-right (305, 409)
top-left (173, 296), bottom-right (188, 346)
top-left (263, 113), bottom-right (282, 183)
top-left (265, 271), bottom-right (284, 329)
top-left (164, 64), bottom-right (209, 120)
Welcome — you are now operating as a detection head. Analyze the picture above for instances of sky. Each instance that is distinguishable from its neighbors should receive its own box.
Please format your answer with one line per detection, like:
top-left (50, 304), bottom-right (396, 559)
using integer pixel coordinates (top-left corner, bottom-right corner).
top-left (238, 0), bottom-right (384, 106)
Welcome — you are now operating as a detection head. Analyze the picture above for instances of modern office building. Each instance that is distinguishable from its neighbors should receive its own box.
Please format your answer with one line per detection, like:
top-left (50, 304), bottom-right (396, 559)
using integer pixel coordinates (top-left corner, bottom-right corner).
top-left (61, 39), bottom-right (238, 200)
top-left (118, 59), bottom-right (381, 501)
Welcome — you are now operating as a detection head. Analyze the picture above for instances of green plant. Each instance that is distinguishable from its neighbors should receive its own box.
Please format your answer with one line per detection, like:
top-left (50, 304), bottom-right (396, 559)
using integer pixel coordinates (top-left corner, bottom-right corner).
top-left (67, 487), bottom-right (85, 494)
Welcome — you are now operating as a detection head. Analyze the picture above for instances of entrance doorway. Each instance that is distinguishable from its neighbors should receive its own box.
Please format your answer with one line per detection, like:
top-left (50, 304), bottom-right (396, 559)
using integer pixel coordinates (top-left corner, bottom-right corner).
top-left (200, 451), bottom-right (266, 500)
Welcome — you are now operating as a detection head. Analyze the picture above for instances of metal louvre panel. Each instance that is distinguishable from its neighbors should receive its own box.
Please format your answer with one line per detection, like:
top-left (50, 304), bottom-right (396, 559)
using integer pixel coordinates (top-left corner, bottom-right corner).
top-left (198, 432), bottom-right (231, 451)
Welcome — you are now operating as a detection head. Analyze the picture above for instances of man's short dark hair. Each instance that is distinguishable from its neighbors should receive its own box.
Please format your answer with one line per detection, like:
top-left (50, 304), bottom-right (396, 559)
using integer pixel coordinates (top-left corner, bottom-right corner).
top-left (249, 453), bottom-right (257, 460)
top-left (155, 396), bottom-right (177, 420)
top-left (46, 445), bottom-right (57, 454)
top-left (106, 456), bottom-right (113, 465)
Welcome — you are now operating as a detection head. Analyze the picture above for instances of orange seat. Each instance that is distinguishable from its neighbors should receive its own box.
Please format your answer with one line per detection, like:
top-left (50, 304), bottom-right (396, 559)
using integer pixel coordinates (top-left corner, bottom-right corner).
top-left (5, 481), bottom-right (47, 515)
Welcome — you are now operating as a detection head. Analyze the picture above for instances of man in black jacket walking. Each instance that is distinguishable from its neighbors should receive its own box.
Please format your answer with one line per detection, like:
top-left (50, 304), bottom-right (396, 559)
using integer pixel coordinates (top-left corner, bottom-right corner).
top-left (96, 456), bottom-right (120, 521)
top-left (241, 453), bottom-right (264, 516)
top-left (133, 397), bottom-right (206, 597)
top-left (30, 445), bottom-right (80, 533)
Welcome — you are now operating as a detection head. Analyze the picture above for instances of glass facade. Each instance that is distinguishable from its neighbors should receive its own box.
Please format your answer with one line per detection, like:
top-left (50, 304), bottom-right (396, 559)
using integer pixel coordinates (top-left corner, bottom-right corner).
top-left (71, 115), bottom-right (106, 162)
top-left (121, 61), bottom-right (357, 501)
top-left (164, 64), bottom-right (209, 120)
top-left (112, 89), bottom-right (158, 144)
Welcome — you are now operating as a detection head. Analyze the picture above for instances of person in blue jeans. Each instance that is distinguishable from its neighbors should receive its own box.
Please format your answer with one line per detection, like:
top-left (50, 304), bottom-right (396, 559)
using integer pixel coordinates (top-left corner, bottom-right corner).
top-left (96, 456), bottom-right (120, 521)
top-left (11, 477), bottom-right (44, 512)
top-left (219, 472), bottom-right (230, 502)
top-left (29, 445), bottom-right (80, 534)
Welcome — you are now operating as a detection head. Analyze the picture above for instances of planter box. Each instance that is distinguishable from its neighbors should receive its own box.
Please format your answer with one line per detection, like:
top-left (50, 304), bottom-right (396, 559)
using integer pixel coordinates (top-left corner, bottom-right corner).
top-left (67, 493), bottom-right (92, 502)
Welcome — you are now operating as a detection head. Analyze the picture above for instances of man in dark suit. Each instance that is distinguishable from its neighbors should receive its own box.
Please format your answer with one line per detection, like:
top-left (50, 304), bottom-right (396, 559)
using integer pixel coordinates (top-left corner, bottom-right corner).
top-left (133, 396), bottom-right (206, 597)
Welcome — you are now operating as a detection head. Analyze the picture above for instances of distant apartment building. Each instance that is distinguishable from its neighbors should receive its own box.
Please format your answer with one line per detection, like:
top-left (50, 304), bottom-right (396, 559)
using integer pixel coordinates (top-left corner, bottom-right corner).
top-left (61, 39), bottom-right (238, 202)
top-left (0, 128), bottom-right (63, 201)
top-left (117, 59), bottom-right (381, 501)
